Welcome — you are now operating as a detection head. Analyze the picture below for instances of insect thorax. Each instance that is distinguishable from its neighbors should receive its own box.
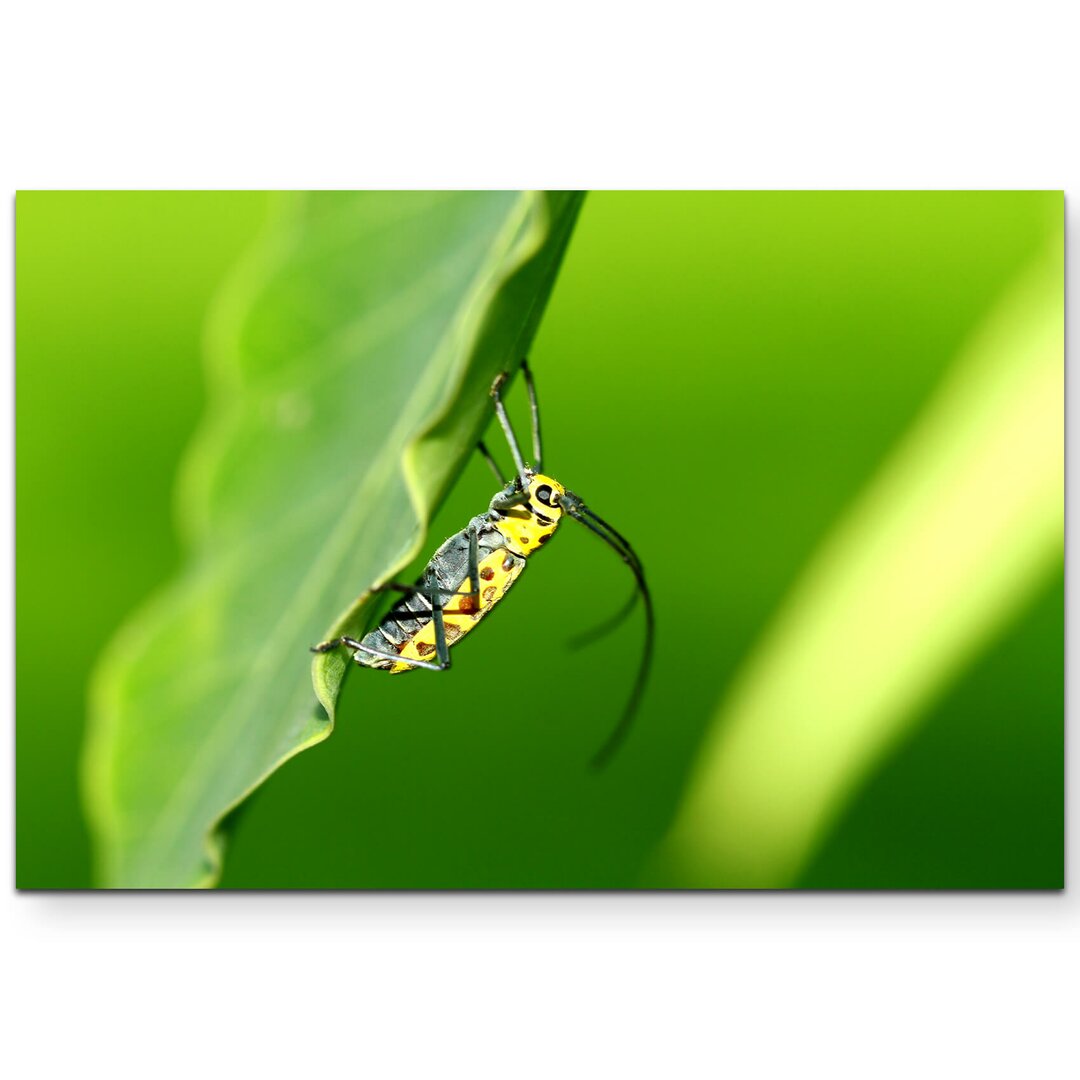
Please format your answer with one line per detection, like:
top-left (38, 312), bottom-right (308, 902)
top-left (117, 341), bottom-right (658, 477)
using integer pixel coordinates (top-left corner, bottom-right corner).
top-left (491, 472), bottom-right (565, 557)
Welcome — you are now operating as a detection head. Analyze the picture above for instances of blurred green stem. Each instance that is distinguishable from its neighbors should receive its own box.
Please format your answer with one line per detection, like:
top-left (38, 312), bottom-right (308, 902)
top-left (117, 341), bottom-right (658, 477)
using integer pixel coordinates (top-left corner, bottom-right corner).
top-left (654, 237), bottom-right (1063, 887)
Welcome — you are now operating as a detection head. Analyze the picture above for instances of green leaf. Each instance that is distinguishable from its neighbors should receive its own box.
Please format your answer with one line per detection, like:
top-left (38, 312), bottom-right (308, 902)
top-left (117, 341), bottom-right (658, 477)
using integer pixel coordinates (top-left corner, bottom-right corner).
top-left (83, 190), bottom-right (584, 888)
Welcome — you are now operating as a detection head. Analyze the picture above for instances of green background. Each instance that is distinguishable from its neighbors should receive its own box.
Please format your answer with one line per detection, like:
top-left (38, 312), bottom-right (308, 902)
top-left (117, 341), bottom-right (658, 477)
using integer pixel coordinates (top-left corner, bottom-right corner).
top-left (17, 191), bottom-right (1062, 889)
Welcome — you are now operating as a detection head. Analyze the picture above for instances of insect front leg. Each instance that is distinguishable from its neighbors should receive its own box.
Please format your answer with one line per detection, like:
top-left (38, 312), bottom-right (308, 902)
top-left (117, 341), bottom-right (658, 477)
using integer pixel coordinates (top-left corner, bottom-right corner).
top-left (489, 359), bottom-right (542, 479)
top-left (491, 369), bottom-right (528, 483)
top-left (520, 358), bottom-right (543, 471)
top-left (489, 486), bottom-right (529, 513)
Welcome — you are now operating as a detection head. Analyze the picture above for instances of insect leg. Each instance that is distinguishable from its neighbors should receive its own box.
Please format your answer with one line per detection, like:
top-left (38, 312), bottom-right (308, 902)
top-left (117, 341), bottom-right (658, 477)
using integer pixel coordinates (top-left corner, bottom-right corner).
top-left (466, 523), bottom-right (480, 608)
top-left (476, 440), bottom-right (507, 484)
top-left (388, 525), bottom-right (478, 613)
top-left (367, 586), bottom-right (472, 618)
top-left (521, 358), bottom-right (542, 471)
top-left (489, 486), bottom-right (529, 513)
top-left (311, 636), bottom-right (351, 653)
top-left (376, 530), bottom-right (478, 616)
top-left (490, 370), bottom-right (528, 483)
top-left (373, 582), bottom-right (475, 600)
top-left (310, 635), bottom-right (449, 672)
top-left (431, 593), bottom-right (451, 668)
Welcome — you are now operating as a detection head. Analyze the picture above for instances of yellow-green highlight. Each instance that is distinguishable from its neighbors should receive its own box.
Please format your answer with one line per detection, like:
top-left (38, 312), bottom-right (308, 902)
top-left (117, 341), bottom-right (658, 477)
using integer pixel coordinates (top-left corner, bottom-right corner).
top-left (656, 238), bottom-right (1063, 887)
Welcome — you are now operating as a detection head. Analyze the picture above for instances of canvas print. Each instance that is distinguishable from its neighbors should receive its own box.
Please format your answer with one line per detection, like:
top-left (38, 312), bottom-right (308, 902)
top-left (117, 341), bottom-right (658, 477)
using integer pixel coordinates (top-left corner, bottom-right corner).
top-left (16, 190), bottom-right (1063, 889)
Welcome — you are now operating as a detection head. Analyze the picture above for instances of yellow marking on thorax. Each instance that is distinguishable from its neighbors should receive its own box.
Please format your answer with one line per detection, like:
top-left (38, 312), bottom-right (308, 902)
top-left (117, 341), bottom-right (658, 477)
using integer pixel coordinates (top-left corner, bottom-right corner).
top-left (493, 508), bottom-right (559, 558)
top-left (390, 548), bottom-right (525, 673)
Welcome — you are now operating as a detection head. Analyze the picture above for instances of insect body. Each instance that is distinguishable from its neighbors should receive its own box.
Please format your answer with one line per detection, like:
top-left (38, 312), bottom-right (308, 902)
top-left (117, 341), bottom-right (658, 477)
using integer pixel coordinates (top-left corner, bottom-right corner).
top-left (313, 361), bottom-right (652, 766)
top-left (364, 472), bottom-right (565, 673)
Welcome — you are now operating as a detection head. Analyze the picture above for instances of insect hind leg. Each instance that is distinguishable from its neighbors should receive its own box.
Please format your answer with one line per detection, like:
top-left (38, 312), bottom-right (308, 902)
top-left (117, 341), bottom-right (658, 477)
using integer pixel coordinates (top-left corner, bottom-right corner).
top-left (310, 635), bottom-right (450, 673)
top-left (312, 525), bottom-right (479, 670)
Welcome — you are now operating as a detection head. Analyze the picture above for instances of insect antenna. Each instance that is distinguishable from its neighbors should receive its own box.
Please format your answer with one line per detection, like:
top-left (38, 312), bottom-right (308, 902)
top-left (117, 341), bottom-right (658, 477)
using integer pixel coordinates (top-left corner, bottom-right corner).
top-left (566, 586), bottom-right (639, 651)
top-left (575, 502), bottom-right (639, 560)
top-left (562, 493), bottom-right (655, 768)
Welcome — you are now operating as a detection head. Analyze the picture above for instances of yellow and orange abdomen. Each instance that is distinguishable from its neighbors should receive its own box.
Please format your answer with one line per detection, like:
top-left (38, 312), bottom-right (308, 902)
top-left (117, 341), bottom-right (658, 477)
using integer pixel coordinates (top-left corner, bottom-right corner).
top-left (390, 547), bottom-right (525, 672)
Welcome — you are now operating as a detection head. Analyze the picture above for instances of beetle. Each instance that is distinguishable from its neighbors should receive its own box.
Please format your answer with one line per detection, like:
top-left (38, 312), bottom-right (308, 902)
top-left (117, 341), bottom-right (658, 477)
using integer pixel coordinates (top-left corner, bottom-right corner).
top-left (312, 360), bottom-right (653, 766)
